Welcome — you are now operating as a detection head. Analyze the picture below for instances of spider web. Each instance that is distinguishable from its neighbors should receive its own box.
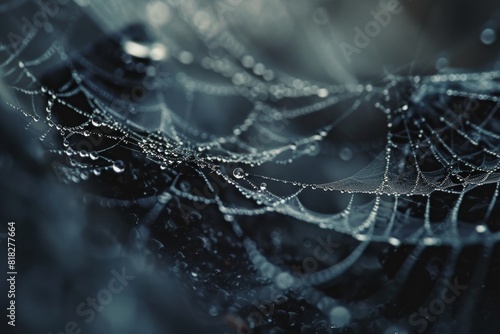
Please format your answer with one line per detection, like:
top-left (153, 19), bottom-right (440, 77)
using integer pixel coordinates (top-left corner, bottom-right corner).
top-left (1, 0), bottom-right (500, 333)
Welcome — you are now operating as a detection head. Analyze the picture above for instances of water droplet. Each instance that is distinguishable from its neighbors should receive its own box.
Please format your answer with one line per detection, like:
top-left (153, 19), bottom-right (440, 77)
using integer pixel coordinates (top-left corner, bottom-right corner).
top-left (233, 167), bottom-right (244, 179)
top-left (329, 306), bottom-right (351, 327)
top-left (112, 160), bottom-right (125, 173)
top-left (275, 272), bottom-right (294, 289)
top-left (388, 237), bottom-right (401, 247)
top-left (476, 225), bottom-right (487, 233)
top-left (317, 88), bottom-right (329, 98)
top-left (260, 182), bottom-right (267, 191)
top-left (435, 57), bottom-right (449, 70)
top-left (91, 117), bottom-right (102, 127)
top-left (481, 28), bottom-right (496, 45)
top-left (339, 147), bottom-right (353, 161)
top-left (146, 1), bottom-right (172, 26)
top-left (209, 306), bottom-right (219, 316)
top-left (242, 55), bottom-right (254, 68)
top-left (179, 51), bottom-right (194, 64)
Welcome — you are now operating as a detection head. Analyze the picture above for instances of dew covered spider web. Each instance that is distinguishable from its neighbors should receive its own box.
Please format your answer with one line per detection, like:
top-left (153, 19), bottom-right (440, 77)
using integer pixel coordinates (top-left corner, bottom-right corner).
top-left (2, 0), bottom-right (500, 333)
